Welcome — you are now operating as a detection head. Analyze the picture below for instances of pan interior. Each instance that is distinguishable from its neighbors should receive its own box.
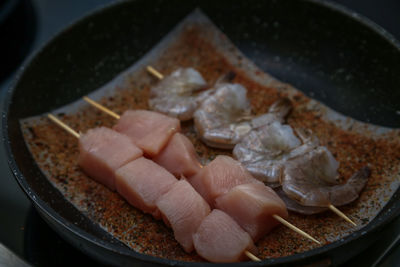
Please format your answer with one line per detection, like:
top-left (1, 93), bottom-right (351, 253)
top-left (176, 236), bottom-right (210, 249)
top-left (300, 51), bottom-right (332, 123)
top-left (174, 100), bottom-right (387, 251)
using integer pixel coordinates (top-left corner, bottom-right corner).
top-left (5, 0), bottom-right (400, 265)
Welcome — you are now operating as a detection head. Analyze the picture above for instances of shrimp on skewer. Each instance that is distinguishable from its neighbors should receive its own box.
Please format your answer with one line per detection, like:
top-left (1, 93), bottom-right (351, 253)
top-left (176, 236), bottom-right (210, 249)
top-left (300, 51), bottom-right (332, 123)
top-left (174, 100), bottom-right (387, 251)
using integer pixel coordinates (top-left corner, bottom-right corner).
top-left (193, 81), bottom-right (292, 149)
top-left (233, 121), bottom-right (304, 187)
top-left (281, 146), bottom-right (371, 208)
top-left (233, 123), bottom-right (369, 223)
top-left (148, 68), bottom-right (211, 121)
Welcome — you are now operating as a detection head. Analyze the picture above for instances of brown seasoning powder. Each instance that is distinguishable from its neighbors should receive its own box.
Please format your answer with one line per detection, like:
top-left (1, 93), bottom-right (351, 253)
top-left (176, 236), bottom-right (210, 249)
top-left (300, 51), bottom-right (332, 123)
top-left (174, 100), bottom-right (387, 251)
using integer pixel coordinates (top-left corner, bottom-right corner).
top-left (21, 20), bottom-right (400, 262)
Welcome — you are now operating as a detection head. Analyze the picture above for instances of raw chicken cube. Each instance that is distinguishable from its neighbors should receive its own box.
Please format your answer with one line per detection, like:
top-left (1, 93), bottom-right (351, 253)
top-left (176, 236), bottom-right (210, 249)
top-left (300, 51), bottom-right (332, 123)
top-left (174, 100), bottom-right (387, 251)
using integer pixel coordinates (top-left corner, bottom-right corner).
top-left (215, 183), bottom-right (288, 241)
top-left (78, 127), bottom-right (143, 190)
top-left (156, 180), bottom-right (211, 252)
top-left (188, 155), bottom-right (261, 206)
top-left (113, 110), bottom-right (180, 156)
top-left (115, 157), bottom-right (177, 219)
top-left (153, 133), bottom-right (202, 178)
top-left (193, 209), bottom-right (257, 263)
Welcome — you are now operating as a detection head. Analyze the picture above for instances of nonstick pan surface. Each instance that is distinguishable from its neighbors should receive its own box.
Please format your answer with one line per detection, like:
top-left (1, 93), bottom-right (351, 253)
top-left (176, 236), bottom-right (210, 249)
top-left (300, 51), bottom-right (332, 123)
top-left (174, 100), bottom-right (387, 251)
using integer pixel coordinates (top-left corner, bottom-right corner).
top-left (3, 0), bottom-right (400, 266)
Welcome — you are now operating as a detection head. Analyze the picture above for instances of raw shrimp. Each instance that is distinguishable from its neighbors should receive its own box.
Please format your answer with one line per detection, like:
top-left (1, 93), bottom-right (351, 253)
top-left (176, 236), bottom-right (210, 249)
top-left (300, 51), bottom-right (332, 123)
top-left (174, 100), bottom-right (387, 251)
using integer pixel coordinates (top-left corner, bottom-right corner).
top-left (234, 122), bottom-right (370, 211)
top-left (281, 146), bottom-right (371, 207)
top-left (149, 68), bottom-right (210, 121)
top-left (233, 123), bottom-right (317, 187)
top-left (194, 82), bottom-right (292, 149)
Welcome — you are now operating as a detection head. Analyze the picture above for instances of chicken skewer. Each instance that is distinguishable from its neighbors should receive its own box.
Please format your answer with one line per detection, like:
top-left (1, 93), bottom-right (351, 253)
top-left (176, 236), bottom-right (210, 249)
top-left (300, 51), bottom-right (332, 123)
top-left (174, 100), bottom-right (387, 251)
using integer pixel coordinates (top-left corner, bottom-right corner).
top-left (146, 66), bottom-right (359, 227)
top-left (47, 113), bottom-right (260, 262)
top-left (81, 98), bottom-right (321, 245)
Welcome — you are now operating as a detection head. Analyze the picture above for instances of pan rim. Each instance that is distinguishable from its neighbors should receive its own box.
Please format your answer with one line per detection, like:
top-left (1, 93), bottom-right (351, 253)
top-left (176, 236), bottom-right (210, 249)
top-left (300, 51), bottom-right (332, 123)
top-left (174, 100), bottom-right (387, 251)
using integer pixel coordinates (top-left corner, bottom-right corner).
top-left (2, 0), bottom-right (400, 265)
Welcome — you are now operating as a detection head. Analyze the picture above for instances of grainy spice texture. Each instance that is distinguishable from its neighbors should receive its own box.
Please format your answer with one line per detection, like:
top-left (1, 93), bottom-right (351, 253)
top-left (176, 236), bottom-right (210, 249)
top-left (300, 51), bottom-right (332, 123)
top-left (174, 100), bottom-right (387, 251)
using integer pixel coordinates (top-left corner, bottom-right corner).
top-left (21, 10), bottom-right (400, 261)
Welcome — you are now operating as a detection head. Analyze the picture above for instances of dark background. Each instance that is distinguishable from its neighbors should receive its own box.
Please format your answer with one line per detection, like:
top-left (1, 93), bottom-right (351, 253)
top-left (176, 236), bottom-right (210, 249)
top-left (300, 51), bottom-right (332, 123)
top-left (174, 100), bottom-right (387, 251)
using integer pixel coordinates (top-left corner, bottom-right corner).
top-left (0, 0), bottom-right (399, 266)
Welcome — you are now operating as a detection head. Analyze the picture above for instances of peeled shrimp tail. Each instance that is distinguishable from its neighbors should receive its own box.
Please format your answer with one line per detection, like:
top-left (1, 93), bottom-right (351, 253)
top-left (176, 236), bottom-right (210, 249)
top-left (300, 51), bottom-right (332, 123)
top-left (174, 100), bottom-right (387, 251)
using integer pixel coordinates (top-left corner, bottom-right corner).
top-left (282, 165), bottom-right (371, 207)
top-left (329, 166), bottom-right (371, 206)
top-left (268, 97), bottom-right (292, 121)
top-left (275, 187), bottom-right (328, 215)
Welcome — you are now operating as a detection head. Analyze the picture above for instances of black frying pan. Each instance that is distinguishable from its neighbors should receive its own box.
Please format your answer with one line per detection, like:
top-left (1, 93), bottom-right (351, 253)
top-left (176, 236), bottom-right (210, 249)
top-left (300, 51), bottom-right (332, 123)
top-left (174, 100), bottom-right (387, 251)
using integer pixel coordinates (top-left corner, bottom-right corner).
top-left (3, 0), bottom-right (400, 266)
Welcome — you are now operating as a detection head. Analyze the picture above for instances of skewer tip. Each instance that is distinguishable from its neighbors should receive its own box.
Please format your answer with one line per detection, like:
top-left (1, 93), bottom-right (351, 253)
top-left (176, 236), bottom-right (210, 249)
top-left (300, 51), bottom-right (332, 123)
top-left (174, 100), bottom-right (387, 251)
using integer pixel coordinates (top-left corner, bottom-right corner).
top-left (328, 204), bottom-right (357, 227)
top-left (47, 113), bottom-right (80, 139)
top-left (244, 250), bottom-right (261, 262)
top-left (272, 214), bottom-right (321, 245)
top-left (83, 96), bottom-right (120, 120)
top-left (146, 66), bottom-right (164, 80)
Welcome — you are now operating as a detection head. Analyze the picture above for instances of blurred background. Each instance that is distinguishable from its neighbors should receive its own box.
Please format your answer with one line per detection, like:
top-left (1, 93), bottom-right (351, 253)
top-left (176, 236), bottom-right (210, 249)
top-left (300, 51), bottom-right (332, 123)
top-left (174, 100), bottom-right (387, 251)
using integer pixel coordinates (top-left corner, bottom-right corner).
top-left (0, 0), bottom-right (399, 266)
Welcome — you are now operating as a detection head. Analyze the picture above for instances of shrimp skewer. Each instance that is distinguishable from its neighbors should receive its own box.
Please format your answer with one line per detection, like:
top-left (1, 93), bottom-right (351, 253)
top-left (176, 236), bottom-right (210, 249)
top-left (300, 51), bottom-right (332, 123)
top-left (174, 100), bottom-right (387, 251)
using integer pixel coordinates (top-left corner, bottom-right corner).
top-left (147, 66), bottom-right (361, 226)
top-left (233, 122), bottom-right (367, 225)
top-left (281, 146), bottom-right (370, 226)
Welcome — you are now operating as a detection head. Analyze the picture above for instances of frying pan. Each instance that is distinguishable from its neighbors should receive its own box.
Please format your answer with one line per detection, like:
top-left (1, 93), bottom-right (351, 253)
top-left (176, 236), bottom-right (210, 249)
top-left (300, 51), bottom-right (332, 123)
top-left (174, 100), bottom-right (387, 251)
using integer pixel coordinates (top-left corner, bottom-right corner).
top-left (3, 0), bottom-right (400, 266)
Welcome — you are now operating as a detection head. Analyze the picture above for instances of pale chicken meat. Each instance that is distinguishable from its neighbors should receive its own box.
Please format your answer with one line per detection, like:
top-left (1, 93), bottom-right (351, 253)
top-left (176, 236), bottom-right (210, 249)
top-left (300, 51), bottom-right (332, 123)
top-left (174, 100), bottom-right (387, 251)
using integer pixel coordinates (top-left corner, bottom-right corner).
top-left (149, 68), bottom-right (209, 121)
top-left (115, 157), bottom-right (177, 219)
top-left (282, 146), bottom-right (371, 207)
top-left (153, 133), bottom-right (202, 178)
top-left (233, 121), bottom-right (302, 187)
top-left (193, 209), bottom-right (257, 263)
top-left (113, 110), bottom-right (180, 157)
top-left (156, 180), bottom-right (211, 253)
top-left (188, 155), bottom-right (262, 207)
top-left (194, 82), bottom-right (292, 149)
top-left (78, 127), bottom-right (143, 191)
top-left (215, 183), bottom-right (288, 241)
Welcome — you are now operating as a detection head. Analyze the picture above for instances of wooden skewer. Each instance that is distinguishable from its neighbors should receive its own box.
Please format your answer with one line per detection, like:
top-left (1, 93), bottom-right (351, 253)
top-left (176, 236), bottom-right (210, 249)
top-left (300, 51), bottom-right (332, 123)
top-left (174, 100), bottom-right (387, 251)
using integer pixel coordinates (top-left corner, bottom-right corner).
top-left (47, 114), bottom-right (80, 139)
top-left (146, 66), bottom-right (164, 80)
top-left (83, 66), bottom-right (162, 119)
top-left (46, 113), bottom-right (262, 262)
top-left (328, 204), bottom-right (357, 226)
top-left (244, 251), bottom-right (261, 262)
top-left (83, 96), bottom-right (121, 120)
top-left (83, 96), bottom-right (321, 245)
top-left (272, 215), bottom-right (320, 245)
top-left (83, 96), bottom-right (120, 119)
